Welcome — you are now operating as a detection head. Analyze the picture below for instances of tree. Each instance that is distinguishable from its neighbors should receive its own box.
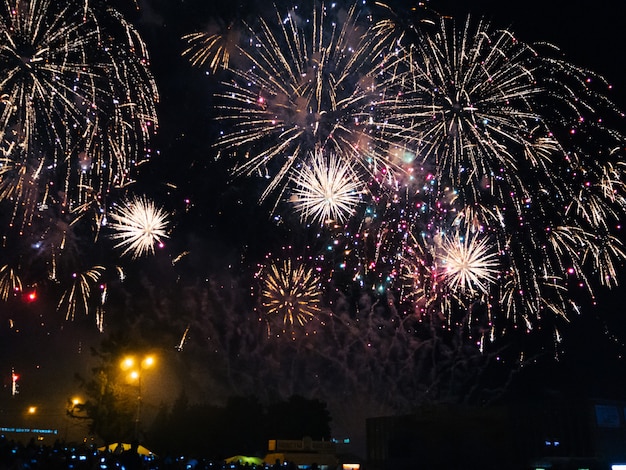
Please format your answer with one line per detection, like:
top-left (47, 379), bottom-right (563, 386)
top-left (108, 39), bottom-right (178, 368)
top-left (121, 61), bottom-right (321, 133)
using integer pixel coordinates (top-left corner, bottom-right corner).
top-left (144, 393), bottom-right (332, 458)
top-left (266, 395), bottom-right (331, 441)
top-left (70, 333), bottom-right (146, 444)
top-left (221, 395), bottom-right (266, 455)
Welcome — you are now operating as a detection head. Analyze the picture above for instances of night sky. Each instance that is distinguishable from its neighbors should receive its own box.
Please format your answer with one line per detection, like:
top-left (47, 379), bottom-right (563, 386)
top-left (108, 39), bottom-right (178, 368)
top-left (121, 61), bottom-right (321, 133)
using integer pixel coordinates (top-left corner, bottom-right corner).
top-left (1, 0), bottom-right (626, 456)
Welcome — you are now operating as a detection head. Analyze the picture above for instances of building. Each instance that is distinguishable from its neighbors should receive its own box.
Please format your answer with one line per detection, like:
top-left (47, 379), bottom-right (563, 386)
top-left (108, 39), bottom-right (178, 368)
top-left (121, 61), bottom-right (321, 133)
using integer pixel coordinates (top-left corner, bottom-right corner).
top-left (264, 437), bottom-right (339, 469)
top-left (366, 398), bottom-right (626, 470)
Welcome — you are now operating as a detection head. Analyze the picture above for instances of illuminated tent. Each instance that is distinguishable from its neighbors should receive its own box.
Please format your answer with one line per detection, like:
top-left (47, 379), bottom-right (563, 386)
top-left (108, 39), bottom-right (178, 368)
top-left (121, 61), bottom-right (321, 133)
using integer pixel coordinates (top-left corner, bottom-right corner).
top-left (98, 443), bottom-right (157, 457)
top-left (225, 455), bottom-right (264, 466)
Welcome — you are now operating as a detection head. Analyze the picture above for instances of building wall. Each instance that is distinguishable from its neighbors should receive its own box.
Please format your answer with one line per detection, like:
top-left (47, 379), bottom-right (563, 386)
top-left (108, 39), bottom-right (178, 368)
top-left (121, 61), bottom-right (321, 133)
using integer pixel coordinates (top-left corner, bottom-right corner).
top-left (366, 405), bottom-right (513, 470)
top-left (366, 399), bottom-right (626, 470)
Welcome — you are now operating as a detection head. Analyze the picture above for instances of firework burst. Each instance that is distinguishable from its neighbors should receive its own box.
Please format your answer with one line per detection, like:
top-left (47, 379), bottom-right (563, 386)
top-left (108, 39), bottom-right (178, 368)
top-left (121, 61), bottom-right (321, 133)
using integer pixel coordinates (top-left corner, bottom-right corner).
top-left (189, 2), bottom-right (410, 205)
top-left (0, 0), bottom-right (158, 228)
top-left (365, 14), bottom-right (626, 333)
top-left (382, 16), bottom-right (561, 206)
top-left (440, 228), bottom-right (500, 296)
top-left (258, 258), bottom-right (322, 328)
top-left (108, 196), bottom-right (170, 259)
top-left (290, 150), bottom-right (364, 225)
top-left (182, 20), bottom-right (240, 73)
top-left (0, 0), bottom-right (159, 324)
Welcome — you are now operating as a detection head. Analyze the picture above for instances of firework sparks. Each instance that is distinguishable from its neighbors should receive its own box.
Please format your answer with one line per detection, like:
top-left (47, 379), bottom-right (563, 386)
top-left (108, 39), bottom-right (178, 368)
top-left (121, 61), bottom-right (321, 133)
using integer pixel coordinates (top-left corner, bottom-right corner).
top-left (0, 0), bottom-right (159, 325)
top-left (188, 2), bottom-right (408, 204)
top-left (186, 5), bottom-right (626, 337)
top-left (362, 14), bottom-right (626, 332)
top-left (108, 197), bottom-right (170, 259)
top-left (380, 15), bottom-right (563, 208)
top-left (290, 150), bottom-right (364, 225)
top-left (0, 264), bottom-right (21, 301)
top-left (440, 229), bottom-right (499, 295)
top-left (400, 235), bottom-right (451, 320)
top-left (259, 259), bottom-right (322, 327)
top-left (57, 266), bottom-right (104, 321)
top-left (0, 0), bottom-right (158, 212)
top-left (182, 20), bottom-right (240, 73)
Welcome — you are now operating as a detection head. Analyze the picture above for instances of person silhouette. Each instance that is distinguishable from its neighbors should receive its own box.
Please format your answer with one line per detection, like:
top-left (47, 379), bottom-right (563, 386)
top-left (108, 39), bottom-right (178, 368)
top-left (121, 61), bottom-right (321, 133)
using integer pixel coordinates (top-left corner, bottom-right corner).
top-left (119, 440), bottom-right (143, 470)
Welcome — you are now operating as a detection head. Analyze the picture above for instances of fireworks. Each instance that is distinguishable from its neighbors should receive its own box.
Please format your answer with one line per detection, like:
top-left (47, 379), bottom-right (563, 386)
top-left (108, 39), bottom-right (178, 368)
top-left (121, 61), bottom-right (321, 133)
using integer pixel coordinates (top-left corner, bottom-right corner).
top-left (0, 264), bottom-right (21, 301)
top-left (440, 229), bottom-right (500, 296)
top-left (379, 16), bottom-right (565, 208)
top-left (57, 266), bottom-right (105, 321)
top-left (108, 197), bottom-right (170, 259)
top-left (182, 21), bottom-right (240, 73)
top-left (355, 14), bottom-right (626, 333)
top-left (190, 2), bottom-right (409, 203)
top-left (0, 0), bottom-right (621, 371)
top-left (0, 0), bottom-right (158, 226)
top-left (0, 1), bottom-right (621, 442)
top-left (259, 259), bottom-right (322, 328)
top-left (385, 13), bottom-right (626, 227)
top-left (0, 0), bottom-right (159, 332)
top-left (290, 150), bottom-right (364, 225)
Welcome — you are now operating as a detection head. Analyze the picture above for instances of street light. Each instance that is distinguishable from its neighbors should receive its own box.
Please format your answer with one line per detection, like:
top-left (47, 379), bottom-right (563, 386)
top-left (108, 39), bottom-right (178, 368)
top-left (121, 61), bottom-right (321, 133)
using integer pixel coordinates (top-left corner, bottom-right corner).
top-left (120, 354), bottom-right (155, 439)
top-left (65, 397), bottom-right (83, 441)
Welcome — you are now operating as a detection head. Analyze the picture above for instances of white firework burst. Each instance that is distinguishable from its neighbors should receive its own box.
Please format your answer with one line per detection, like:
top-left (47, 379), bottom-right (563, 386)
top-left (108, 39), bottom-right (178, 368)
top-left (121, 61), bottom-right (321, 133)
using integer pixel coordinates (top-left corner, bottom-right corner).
top-left (290, 151), bottom-right (364, 225)
top-left (440, 229), bottom-right (499, 295)
top-left (108, 197), bottom-right (170, 259)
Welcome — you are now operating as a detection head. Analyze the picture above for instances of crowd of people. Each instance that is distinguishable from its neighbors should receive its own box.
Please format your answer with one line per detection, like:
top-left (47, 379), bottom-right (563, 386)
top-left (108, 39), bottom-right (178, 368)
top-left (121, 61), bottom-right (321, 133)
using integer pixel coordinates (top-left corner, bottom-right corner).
top-left (0, 436), bottom-right (291, 470)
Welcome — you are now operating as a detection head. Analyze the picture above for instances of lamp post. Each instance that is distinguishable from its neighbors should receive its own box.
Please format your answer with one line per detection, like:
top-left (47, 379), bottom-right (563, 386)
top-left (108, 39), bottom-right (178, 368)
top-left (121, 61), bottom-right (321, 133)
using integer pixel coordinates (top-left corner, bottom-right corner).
top-left (120, 355), bottom-right (155, 440)
top-left (25, 406), bottom-right (37, 437)
top-left (65, 397), bottom-right (83, 441)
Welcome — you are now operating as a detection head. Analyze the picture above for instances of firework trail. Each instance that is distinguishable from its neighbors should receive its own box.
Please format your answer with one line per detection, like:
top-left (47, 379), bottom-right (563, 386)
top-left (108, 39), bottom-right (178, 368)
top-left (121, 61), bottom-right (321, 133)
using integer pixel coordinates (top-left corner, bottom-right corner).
top-left (57, 266), bottom-right (105, 321)
top-left (140, 268), bottom-right (506, 417)
top-left (183, 20), bottom-right (241, 73)
top-left (0, 264), bottom-right (21, 301)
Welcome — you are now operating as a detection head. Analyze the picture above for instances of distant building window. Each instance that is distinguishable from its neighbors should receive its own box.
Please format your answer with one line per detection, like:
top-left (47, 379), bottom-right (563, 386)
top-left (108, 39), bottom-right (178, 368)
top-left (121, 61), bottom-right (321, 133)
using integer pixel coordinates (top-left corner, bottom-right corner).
top-left (595, 405), bottom-right (621, 428)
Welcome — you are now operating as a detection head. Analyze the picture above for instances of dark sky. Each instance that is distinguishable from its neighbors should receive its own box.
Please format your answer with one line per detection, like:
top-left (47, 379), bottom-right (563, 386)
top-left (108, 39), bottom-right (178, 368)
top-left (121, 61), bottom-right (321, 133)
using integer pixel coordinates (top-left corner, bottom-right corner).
top-left (2, 0), bottom-right (626, 454)
top-left (429, 1), bottom-right (626, 96)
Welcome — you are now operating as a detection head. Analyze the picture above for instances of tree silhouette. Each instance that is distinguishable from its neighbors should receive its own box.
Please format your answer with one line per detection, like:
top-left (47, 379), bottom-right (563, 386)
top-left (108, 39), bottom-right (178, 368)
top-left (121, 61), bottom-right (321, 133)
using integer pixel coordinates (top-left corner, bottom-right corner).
top-left (71, 333), bottom-right (149, 444)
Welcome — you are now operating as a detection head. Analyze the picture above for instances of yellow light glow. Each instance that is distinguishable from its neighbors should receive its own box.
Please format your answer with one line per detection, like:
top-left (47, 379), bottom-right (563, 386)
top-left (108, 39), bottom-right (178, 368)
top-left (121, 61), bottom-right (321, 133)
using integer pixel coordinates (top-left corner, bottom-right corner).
top-left (142, 356), bottom-right (155, 369)
top-left (121, 357), bottom-right (135, 370)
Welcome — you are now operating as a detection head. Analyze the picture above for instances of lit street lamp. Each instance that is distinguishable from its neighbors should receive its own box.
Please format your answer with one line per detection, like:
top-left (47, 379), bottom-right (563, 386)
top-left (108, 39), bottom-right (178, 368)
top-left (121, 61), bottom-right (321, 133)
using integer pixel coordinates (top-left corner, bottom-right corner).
top-left (65, 397), bottom-right (83, 441)
top-left (120, 354), bottom-right (155, 439)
